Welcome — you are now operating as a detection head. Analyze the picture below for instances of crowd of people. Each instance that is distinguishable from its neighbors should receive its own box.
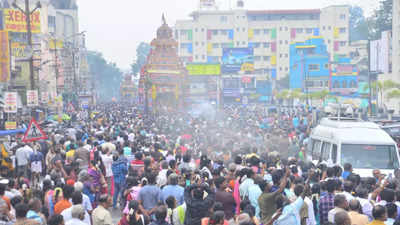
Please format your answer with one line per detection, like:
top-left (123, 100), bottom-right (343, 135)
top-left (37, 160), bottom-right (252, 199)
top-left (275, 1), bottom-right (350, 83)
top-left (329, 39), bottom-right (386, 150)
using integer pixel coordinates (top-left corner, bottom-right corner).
top-left (0, 104), bottom-right (398, 225)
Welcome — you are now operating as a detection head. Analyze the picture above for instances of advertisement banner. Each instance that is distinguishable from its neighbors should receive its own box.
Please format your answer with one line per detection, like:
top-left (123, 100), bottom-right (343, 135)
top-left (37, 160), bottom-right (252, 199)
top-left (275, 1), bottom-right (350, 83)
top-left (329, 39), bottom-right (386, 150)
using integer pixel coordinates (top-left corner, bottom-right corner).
top-left (186, 64), bottom-right (221, 75)
top-left (222, 48), bottom-right (254, 73)
top-left (4, 92), bottom-right (18, 113)
top-left (5, 121), bottom-right (17, 130)
top-left (41, 91), bottom-right (49, 104)
top-left (3, 9), bottom-right (41, 33)
top-left (0, 31), bottom-right (10, 82)
top-left (11, 42), bottom-right (29, 59)
top-left (49, 39), bottom-right (63, 50)
top-left (27, 90), bottom-right (39, 107)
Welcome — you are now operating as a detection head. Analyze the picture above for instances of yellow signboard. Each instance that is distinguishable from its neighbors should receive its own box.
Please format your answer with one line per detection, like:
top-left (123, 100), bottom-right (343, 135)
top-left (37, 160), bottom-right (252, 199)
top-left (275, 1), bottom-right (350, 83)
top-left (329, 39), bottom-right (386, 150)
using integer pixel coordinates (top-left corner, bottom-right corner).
top-left (49, 39), bottom-right (63, 50)
top-left (5, 121), bottom-right (16, 130)
top-left (152, 85), bottom-right (157, 100)
top-left (241, 63), bottom-right (254, 72)
top-left (0, 31), bottom-right (10, 83)
top-left (11, 42), bottom-right (28, 58)
top-left (186, 64), bottom-right (221, 75)
top-left (4, 9), bottom-right (41, 33)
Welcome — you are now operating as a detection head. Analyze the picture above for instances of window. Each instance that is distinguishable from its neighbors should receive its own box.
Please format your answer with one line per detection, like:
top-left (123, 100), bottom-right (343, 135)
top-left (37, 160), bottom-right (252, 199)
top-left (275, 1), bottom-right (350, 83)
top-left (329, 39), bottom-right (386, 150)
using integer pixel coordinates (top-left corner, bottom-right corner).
top-left (324, 64), bottom-right (329, 69)
top-left (221, 43), bottom-right (231, 48)
top-left (340, 145), bottom-right (398, 169)
top-left (279, 27), bottom-right (283, 31)
top-left (311, 139), bottom-right (322, 159)
top-left (285, 67), bottom-right (288, 71)
top-left (254, 43), bottom-right (261, 48)
top-left (263, 29), bottom-right (269, 34)
top-left (279, 40), bottom-right (283, 44)
top-left (342, 80), bottom-right (347, 88)
top-left (321, 142), bottom-right (331, 162)
top-left (201, 28), bottom-right (205, 32)
top-left (195, 55), bottom-right (199, 60)
top-left (195, 28), bottom-right (198, 32)
top-left (340, 41), bottom-right (346, 46)
top-left (308, 64), bottom-right (320, 71)
top-left (48, 16), bottom-right (56, 27)
top-left (263, 56), bottom-right (270, 61)
top-left (195, 42), bottom-right (199, 46)
top-left (285, 40), bottom-right (288, 44)
top-left (220, 16), bottom-right (228, 22)
top-left (242, 41), bottom-right (246, 45)
top-left (306, 28), bottom-right (313, 34)
top-left (296, 28), bottom-right (303, 33)
top-left (325, 81), bottom-right (329, 87)
top-left (221, 30), bottom-right (228, 35)
top-left (280, 54), bottom-right (283, 58)
top-left (212, 43), bottom-right (219, 48)
top-left (236, 28), bottom-right (240, 32)
top-left (323, 26), bottom-right (326, 30)
top-left (340, 14), bottom-right (346, 20)
top-left (285, 54), bottom-right (288, 58)
top-left (242, 28), bottom-right (246, 32)
top-left (279, 67), bottom-right (282, 71)
top-left (350, 80), bottom-right (357, 88)
top-left (263, 42), bottom-right (270, 48)
top-left (180, 30), bottom-right (187, 35)
top-left (328, 40), bottom-right (331, 44)
top-left (254, 29), bottom-right (261, 35)
top-left (237, 41), bottom-right (240, 46)
top-left (212, 30), bottom-right (218, 35)
top-left (333, 80), bottom-right (340, 88)
top-left (180, 43), bottom-right (186, 48)
top-left (285, 27), bottom-right (288, 31)
top-left (328, 26), bottom-right (331, 30)
top-left (201, 42), bottom-right (205, 46)
top-left (340, 28), bottom-right (346, 33)
top-left (332, 144), bottom-right (338, 163)
top-left (254, 56), bottom-right (261, 61)
top-left (202, 55), bottom-right (205, 60)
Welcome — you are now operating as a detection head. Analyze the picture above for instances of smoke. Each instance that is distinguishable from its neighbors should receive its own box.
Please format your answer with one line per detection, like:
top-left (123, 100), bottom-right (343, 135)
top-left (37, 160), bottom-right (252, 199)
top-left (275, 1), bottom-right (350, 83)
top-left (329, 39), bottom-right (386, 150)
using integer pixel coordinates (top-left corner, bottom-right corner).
top-left (188, 101), bottom-right (217, 120)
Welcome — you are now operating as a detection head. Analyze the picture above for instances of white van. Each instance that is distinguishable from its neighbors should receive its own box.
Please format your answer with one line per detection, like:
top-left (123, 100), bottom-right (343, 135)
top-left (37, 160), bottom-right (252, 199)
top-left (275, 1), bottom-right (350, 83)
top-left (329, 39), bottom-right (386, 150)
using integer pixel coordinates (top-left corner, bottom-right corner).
top-left (308, 117), bottom-right (400, 177)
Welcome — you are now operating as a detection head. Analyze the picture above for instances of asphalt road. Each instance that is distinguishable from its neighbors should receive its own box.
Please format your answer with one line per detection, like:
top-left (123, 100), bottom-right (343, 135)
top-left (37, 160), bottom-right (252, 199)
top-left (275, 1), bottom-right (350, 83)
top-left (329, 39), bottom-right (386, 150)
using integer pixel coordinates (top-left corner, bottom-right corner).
top-left (111, 207), bottom-right (123, 224)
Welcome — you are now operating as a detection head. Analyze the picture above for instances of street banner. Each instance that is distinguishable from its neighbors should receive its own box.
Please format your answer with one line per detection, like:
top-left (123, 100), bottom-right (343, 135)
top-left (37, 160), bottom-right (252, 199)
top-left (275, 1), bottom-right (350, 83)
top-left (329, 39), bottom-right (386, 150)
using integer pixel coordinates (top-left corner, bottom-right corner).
top-left (0, 31), bottom-right (10, 82)
top-left (22, 117), bottom-right (47, 143)
top-left (27, 90), bottom-right (39, 107)
top-left (0, 10), bottom-right (4, 30)
top-left (41, 91), bottom-right (49, 104)
top-left (4, 92), bottom-right (17, 113)
top-left (152, 85), bottom-right (157, 100)
top-left (5, 121), bottom-right (16, 130)
top-left (3, 9), bottom-right (41, 33)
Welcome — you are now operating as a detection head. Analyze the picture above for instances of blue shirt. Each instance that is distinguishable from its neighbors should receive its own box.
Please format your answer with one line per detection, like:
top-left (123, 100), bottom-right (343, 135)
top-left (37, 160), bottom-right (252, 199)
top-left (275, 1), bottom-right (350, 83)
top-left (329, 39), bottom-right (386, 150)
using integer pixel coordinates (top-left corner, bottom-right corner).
top-left (161, 185), bottom-right (185, 205)
top-left (138, 185), bottom-right (161, 211)
top-left (248, 184), bottom-right (262, 219)
top-left (273, 197), bottom-right (304, 225)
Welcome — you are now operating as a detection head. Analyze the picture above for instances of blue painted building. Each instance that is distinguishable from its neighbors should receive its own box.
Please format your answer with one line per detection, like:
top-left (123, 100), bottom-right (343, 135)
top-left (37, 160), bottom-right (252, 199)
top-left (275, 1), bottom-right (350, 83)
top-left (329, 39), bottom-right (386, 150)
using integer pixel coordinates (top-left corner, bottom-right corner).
top-left (330, 58), bottom-right (358, 96)
top-left (289, 37), bottom-right (330, 92)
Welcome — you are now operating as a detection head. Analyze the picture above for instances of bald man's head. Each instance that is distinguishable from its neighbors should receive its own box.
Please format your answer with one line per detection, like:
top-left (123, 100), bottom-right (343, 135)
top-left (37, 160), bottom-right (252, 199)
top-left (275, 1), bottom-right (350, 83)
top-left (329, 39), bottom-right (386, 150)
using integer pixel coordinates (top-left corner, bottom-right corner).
top-left (349, 199), bottom-right (361, 211)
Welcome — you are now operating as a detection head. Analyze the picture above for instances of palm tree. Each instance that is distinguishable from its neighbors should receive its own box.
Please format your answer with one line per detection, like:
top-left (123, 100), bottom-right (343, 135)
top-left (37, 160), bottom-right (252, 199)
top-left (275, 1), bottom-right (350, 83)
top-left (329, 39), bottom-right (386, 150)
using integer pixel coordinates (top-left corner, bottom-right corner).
top-left (275, 89), bottom-right (290, 104)
top-left (363, 80), bottom-right (400, 108)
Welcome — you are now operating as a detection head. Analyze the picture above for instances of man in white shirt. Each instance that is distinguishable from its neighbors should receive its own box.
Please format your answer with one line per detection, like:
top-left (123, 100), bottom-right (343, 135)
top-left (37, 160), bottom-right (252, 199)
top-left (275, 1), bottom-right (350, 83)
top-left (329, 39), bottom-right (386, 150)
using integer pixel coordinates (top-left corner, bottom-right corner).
top-left (65, 205), bottom-right (87, 225)
top-left (62, 191), bottom-right (91, 225)
top-left (15, 144), bottom-right (33, 177)
top-left (74, 182), bottom-right (93, 213)
top-left (328, 195), bottom-right (349, 224)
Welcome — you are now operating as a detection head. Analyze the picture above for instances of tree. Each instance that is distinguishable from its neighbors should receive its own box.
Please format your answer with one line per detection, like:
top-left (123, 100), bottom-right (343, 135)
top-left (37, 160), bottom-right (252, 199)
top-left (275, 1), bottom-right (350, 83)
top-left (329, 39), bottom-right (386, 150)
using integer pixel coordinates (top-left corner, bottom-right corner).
top-left (87, 51), bottom-right (123, 102)
top-left (387, 90), bottom-right (400, 100)
top-left (131, 42), bottom-right (151, 77)
top-left (349, 6), bottom-right (369, 41)
top-left (363, 79), bottom-right (399, 107)
top-left (369, 0), bottom-right (393, 39)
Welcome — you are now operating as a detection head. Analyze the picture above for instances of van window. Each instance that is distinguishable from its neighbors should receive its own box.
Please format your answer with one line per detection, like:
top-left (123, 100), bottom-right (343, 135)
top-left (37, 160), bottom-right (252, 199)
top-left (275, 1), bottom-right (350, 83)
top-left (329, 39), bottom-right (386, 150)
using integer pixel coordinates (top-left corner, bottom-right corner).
top-left (321, 142), bottom-right (331, 161)
top-left (312, 140), bottom-right (322, 159)
top-left (332, 144), bottom-right (337, 163)
top-left (341, 144), bottom-right (399, 169)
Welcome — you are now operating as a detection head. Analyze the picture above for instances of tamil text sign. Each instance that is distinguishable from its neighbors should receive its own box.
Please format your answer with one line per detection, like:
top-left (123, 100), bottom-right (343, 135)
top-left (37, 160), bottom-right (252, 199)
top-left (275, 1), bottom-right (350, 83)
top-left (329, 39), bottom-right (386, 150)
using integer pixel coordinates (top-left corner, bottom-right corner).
top-left (4, 92), bottom-right (17, 113)
top-left (186, 64), bottom-right (220, 75)
top-left (27, 90), bottom-right (39, 107)
top-left (222, 48), bottom-right (254, 73)
top-left (4, 9), bottom-right (41, 33)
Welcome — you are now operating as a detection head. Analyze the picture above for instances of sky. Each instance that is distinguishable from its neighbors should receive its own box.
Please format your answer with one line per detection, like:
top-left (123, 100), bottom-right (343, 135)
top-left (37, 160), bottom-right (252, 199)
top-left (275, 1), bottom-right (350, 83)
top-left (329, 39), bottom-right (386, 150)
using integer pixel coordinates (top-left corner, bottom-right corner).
top-left (77, 0), bottom-right (379, 71)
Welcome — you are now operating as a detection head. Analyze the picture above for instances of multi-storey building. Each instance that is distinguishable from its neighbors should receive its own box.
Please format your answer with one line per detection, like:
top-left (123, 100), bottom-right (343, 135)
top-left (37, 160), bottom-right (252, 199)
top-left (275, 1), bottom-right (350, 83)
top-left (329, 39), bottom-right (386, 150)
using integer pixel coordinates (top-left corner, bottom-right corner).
top-left (175, 5), bottom-right (350, 80)
top-left (393, 0), bottom-right (400, 82)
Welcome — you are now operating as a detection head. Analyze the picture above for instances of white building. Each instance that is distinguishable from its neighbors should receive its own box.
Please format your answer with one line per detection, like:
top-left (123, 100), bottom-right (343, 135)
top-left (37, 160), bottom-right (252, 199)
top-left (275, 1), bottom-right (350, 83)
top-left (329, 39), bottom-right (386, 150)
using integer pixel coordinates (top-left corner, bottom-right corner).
top-left (393, 0), bottom-right (400, 81)
top-left (175, 4), bottom-right (350, 80)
